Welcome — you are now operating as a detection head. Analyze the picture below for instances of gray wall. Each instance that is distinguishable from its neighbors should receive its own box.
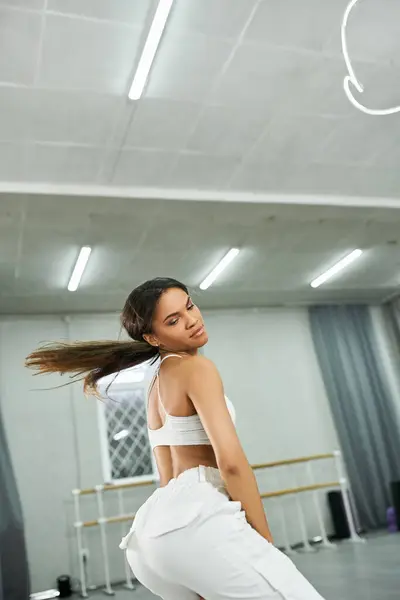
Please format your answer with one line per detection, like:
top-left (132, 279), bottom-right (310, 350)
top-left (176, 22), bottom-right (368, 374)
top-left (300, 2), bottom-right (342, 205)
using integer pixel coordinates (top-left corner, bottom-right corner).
top-left (203, 308), bottom-right (339, 463)
top-left (1, 308), bottom-right (340, 593)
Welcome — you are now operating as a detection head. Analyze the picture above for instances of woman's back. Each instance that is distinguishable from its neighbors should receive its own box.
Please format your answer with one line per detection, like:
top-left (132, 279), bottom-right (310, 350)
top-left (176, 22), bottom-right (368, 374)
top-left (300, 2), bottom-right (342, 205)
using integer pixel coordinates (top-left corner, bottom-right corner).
top-left (147, 354), bottom-right (218, 485)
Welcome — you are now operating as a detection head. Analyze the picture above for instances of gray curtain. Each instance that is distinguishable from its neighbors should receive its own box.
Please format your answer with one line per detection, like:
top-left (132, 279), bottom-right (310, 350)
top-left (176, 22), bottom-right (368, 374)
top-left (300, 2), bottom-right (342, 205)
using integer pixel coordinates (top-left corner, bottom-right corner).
top-left (309, 305), bottom-right (400, 530)
top-left (383, 298), bottom-right (400, 357)
top-left (0, 404), bottom-right (30, 600)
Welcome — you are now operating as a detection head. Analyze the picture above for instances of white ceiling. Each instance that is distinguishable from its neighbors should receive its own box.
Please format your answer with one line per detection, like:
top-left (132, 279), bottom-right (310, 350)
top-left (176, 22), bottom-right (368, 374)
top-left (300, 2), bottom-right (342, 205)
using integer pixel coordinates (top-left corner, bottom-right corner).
top-left (1, 0), bottom-right (400, 198)
top-left (1, 0), bottom-right (400, 314)
top-left (1, 193), bottom-right (400, 314)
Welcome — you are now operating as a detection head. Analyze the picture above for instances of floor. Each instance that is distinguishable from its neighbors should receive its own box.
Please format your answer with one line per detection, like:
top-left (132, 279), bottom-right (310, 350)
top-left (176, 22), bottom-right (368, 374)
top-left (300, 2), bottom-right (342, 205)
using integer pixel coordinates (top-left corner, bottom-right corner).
top-left (89, 533), bottom-right (399, 600)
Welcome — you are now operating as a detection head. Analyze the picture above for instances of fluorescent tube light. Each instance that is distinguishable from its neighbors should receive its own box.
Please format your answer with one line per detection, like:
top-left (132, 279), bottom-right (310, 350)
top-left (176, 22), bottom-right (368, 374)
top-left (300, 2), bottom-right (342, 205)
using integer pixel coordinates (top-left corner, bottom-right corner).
top-left (68, 246), bottom-right (92, 292)
top-left (310, 249), bottom-right (362, 289)
top-left (200, 248), bottom-right (240, 291)
top-left (128, 0), bottom-right (174, 100)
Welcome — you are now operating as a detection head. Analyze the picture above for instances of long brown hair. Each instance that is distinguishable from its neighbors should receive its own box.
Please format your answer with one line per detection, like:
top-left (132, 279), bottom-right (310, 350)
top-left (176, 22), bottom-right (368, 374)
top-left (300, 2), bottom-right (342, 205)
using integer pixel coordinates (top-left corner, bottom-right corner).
top-left (25, 278), bottom-right (189, 395)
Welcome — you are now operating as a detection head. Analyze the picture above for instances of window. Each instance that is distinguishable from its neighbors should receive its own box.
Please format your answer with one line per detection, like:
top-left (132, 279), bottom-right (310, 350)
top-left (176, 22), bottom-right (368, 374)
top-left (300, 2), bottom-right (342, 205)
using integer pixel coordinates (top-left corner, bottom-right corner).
top-left (97, 366), bottom-right (158, 484)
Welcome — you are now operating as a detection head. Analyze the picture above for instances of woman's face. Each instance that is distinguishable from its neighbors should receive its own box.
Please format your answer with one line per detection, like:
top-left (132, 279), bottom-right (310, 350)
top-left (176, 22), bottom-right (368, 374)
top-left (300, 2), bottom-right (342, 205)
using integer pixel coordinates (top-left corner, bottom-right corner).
top-left (148, 287), bottom-right (208, 353)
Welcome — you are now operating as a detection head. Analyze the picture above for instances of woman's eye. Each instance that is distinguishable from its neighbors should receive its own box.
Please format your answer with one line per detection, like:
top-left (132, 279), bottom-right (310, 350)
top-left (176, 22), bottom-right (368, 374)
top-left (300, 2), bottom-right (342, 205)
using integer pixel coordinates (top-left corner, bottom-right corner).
top-left (188, 303), bottom-right (194, 310)
top-left (168, 318), bottom-right (178, 326)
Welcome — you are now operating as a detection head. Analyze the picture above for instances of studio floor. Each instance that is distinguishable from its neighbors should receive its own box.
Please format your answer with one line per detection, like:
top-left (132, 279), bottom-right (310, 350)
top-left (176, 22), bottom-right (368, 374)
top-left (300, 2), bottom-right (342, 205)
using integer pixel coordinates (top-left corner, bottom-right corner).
top-left (89, 532), bottom-right (399, 600)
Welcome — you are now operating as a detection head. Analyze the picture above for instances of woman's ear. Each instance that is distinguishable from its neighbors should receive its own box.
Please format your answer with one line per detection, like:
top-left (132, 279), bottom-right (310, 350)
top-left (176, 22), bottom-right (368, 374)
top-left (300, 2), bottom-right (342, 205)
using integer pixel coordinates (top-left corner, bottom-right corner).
top-left (143, 333), bottom-right (159, 348)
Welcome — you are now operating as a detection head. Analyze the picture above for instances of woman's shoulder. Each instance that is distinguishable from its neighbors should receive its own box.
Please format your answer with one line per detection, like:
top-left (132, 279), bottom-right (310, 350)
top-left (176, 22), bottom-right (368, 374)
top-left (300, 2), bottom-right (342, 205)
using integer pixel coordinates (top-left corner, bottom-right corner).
top-left (182, 356), bottom-right (235, 420)
top-left (179, 354), bottom-right (221, 382)
top-left (181, 354), bottom-right (218, 371)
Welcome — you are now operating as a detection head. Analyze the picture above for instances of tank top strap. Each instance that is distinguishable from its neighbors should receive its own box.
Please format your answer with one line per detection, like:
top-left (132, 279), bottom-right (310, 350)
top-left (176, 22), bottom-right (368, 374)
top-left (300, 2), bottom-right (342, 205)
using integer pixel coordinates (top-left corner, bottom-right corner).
top-left (157, 354), bottom-right (182, 415)
top-left (159, 353), bottom-right (182, 365)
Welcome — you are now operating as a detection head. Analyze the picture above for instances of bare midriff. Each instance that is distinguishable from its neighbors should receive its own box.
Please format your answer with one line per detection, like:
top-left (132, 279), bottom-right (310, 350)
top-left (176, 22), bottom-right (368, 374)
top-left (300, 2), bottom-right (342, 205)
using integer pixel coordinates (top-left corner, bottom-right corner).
top-left (154, 444), bottom-right (218, 486)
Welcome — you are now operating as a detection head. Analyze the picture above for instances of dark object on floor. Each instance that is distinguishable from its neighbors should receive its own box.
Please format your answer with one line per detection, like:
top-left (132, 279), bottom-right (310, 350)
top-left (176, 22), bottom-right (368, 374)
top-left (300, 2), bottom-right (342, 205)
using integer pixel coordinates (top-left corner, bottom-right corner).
top-left (386, 506), bottom-right (398, 533)
top-left (57, 575), bottom-right (72, 598)
top-left (328, 490), bottom-right (350, 539)
top-left (390, 481), bottom-right (400, 531)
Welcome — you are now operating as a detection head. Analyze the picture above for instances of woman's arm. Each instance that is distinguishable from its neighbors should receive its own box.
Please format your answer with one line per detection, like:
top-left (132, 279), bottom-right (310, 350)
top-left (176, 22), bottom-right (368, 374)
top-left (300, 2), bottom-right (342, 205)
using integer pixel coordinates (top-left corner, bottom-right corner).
top-left (184, 355), bottom-right (273, 543)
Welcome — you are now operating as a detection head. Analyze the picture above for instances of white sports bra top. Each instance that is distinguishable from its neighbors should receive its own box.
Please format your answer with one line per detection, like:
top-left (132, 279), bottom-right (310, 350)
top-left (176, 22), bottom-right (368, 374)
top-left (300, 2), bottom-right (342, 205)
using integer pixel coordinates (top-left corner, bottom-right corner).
top-left (147, 354), bottom-right (236, 450)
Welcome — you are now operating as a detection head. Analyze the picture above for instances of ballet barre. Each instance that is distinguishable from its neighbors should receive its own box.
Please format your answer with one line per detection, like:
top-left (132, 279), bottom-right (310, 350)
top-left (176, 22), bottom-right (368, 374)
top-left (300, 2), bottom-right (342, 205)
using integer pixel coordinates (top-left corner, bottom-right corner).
top-left (260, 481), bottom-right (340, 498)
top-left (82, 514), bottom-right (136, 528)
top-left (72, 450), bottom-right (361, 597)
top-left (78, 479), bottom-right (155, 496)
top-left (252, 452), bottom-right (335, 470)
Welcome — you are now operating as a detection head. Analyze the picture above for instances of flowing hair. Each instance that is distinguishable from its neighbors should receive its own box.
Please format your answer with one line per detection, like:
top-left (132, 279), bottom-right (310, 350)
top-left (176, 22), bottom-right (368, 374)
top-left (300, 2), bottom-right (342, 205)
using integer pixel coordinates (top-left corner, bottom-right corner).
top-left (25, 339), bottom-right (158, 396)
top-left (25, 278), bottom-right (189, 396)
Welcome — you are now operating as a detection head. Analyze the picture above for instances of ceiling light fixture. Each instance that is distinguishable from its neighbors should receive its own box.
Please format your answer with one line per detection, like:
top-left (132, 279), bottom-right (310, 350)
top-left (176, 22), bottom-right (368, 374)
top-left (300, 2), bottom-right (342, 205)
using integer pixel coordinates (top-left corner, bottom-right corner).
top-left (310, 249), bottom-right (362, 289)
top-left (200, 248), bottom-right (240, 291)
top-left (341, 0), bottom-right (400, 115)
top-left (128, 0), bottom-right (174, 100)
top-left (68, 246), bottom-right (92, 292)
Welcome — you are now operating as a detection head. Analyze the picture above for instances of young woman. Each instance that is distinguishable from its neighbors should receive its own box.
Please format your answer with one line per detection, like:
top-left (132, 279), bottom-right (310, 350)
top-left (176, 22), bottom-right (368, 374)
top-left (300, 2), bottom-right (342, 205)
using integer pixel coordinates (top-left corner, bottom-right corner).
top-left (26, 277), bottom-right (325, 600)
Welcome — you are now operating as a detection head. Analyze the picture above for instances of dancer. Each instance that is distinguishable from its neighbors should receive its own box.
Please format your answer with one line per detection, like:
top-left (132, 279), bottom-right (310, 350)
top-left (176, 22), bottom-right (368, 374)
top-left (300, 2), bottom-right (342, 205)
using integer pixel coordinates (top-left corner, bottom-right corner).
top-left (26, 278), bottom-right (325, 600)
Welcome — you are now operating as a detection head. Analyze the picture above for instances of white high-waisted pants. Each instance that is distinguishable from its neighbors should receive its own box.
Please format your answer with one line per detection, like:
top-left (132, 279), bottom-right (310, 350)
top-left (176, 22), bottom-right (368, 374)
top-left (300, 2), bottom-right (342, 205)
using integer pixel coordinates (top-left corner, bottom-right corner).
top-left (120, 466), bottom-right (325, 600)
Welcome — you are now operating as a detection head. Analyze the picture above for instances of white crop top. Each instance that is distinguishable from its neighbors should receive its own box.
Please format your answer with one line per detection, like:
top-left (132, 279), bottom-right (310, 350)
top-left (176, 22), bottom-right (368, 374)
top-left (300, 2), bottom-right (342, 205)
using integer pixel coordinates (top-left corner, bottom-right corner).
top-left (147, 354), bottom-right (236, 450)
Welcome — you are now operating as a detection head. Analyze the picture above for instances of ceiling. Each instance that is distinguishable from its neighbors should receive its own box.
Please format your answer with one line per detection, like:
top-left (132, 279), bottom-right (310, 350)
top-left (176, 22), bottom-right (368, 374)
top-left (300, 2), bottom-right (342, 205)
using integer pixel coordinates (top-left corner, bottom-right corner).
top-left (1, 193), bottom-right (400, 314)
top-left (1, 0), bottom-right (400, 198)
top-left (1, 0), bottom-right (400, 314)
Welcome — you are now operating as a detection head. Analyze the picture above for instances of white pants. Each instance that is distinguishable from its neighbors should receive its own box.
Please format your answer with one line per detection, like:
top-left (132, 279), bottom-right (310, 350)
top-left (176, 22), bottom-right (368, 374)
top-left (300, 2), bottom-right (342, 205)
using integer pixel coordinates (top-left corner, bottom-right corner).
top-left (120, 466), bottom-right (325, 600)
